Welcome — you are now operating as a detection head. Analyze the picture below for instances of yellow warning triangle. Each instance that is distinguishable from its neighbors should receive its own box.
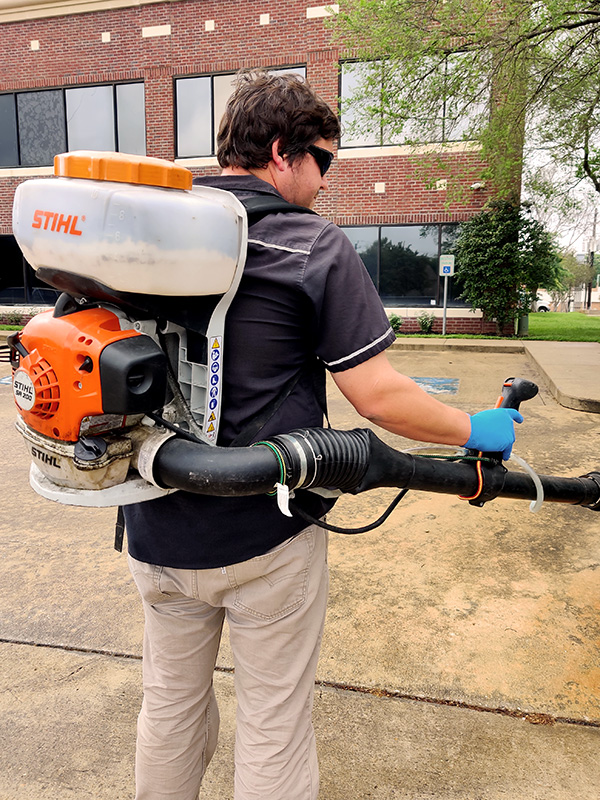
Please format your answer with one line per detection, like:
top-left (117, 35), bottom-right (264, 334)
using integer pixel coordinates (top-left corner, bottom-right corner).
top-left (211, 338), bottom-right (220, 349)
top-left (208, 412), bottom-right (216, 422)
top-left (207, 422), bottom-right (215, 432)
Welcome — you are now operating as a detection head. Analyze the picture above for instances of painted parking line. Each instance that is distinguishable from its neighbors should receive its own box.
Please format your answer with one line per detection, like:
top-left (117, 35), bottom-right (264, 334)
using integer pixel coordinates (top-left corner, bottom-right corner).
top-left (411, 377), bottom-right (459, 395)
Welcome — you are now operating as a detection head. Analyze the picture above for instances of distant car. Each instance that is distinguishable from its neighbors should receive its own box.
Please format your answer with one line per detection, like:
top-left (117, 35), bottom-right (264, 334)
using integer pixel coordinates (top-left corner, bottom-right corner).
top-left (0, 287), bottom-right (26, 304)
top-left (0, 286), bottom-right (60, 305)
top-left (30, 287), bottom-right (61, 304)
top-left (535, 289), bottom-right (553, 313)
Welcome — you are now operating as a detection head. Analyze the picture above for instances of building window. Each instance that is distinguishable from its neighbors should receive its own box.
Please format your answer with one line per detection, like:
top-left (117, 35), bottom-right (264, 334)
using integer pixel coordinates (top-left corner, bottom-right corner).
top-left (342, 223), bottom-right (464, 307)
top-left (0, 94), bottom-right (19, 166)
top-left (17, 90), bottom-right (67, 167)
top-left (0, 235), bottom-right (61, 306)
top-left (340, 60), bottom-right (488, 148)
top-left (66, 86), bottom-right (116, 151)
top-left (0, 82), bottom-right (145, 168)
top-left (175, 67), bottom-right (306, 158)
top-left (115, 83), bottom-right (146, 156)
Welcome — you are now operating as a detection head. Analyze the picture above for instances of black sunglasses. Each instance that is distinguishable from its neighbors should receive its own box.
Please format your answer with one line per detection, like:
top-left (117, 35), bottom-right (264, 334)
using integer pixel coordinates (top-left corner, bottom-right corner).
top-left (306, 144), bottom-right (334, 177)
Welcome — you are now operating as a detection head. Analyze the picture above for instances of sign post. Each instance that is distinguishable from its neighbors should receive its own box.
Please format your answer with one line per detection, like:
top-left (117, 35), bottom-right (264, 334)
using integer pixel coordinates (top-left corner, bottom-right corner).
top-left (439, 255), bottom-right (455, 335)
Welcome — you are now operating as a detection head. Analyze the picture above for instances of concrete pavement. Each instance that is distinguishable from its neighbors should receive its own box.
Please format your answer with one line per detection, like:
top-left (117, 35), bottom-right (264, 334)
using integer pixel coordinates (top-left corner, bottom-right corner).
top-left (389, 336), bottom-right (600, 413)
top-left (0, 337), bottom-right (599, 798)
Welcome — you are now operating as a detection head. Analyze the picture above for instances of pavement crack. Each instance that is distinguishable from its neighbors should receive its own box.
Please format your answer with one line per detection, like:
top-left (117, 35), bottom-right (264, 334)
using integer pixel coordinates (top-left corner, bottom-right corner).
top-left (0, 636), bottom-right (141, 661)
top-left (3, 637), bottom-right (599, 731)
top-left (313, 678), bottom-right (600, 730)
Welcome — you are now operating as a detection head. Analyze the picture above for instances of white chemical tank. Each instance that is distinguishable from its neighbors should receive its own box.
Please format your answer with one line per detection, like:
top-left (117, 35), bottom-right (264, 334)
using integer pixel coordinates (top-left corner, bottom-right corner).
top-left (12, 151), bottom-right (246, 297)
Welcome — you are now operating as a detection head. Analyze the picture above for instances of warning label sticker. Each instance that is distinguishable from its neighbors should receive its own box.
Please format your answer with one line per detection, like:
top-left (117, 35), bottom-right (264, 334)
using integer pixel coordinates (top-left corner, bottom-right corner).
top-left (205, 337), bottom-right (222, 440)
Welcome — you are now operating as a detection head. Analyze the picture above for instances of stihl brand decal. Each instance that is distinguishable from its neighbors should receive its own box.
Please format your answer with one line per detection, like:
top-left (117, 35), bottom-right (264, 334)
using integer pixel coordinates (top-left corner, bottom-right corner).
top-left (32, 209), bottom-right (83, 236)
top-left (31, 446), bottom-right (61, 469)
top-left (13, 369), bottom-right (35, 411)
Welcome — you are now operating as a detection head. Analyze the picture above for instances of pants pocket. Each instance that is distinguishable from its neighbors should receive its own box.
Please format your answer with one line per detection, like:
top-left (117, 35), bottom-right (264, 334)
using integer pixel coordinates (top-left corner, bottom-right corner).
top-left (229, 528), bottom-right (317, 621)
top-left (128, 554), bottom-right (170, 605)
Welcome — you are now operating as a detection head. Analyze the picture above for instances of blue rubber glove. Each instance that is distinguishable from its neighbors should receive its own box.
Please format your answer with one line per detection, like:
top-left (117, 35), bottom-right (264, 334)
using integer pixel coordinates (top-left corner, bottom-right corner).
top-left (464, 408), bottom-right (524, 460)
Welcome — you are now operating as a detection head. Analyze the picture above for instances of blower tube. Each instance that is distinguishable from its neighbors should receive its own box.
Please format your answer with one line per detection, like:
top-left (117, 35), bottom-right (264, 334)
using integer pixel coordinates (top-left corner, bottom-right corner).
top-left (149, 426), bottom-right (600, 510)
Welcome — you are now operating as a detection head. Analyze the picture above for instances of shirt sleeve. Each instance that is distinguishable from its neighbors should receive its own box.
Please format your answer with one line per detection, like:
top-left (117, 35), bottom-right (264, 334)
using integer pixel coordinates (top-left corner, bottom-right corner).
top-left (301, 222), bottom-right (396, 373)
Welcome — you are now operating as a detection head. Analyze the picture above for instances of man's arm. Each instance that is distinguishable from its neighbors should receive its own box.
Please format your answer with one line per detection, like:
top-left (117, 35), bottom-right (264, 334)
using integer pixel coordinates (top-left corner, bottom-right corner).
top-left (332, 351), bottom-right (471, 445)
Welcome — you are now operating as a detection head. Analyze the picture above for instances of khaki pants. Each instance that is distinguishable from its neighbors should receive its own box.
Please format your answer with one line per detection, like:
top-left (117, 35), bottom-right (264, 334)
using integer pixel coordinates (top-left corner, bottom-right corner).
top-left (128, 525), bottom-right (328, 800)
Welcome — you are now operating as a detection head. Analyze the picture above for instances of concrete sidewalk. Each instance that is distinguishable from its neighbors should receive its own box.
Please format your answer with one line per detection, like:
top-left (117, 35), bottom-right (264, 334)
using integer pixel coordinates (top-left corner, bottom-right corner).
top-left (1, 341), bottom-right (599, 798)
top-left (389, 336), bottom-right (600, 413)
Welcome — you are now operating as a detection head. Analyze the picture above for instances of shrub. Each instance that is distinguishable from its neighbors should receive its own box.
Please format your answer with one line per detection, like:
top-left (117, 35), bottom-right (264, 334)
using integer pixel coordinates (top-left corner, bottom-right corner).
top-left (388, 313), bottom-right (403, 334)
top-left (416, 311), bottom-right (436, 334)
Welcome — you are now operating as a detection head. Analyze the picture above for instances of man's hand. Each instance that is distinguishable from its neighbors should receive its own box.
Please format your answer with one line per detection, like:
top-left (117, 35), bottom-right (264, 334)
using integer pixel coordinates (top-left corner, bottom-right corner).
top-left (464, 408), bottom-right (524, 460)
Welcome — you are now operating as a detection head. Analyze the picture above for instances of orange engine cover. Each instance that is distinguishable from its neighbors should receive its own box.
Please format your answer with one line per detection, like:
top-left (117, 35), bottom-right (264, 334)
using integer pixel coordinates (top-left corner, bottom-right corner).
top-left (12, 307), bottom-right (146, 442)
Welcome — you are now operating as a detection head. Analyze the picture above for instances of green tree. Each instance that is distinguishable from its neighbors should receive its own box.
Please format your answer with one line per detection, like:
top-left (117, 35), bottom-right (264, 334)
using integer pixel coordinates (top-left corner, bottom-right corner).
top-left (453, 202), bottom-right (562, 332)
top-left (548, 250), bottom-right (596, 309)
top-left (334, 1), bottom-right (600, 205)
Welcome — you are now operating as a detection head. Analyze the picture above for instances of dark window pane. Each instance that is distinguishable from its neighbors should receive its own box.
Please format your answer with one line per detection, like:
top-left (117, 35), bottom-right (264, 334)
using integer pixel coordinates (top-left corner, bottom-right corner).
top-left (441, 223), bottom-right (466, 304)
top-left (342, 226), bottom-right (379, 288)
top-left (116, 83), bottom-right (146, 155)
top-left (0, 94), bottom-right (19, 166)
top-left (176, 77), bottom-right (211, 157)
top-left (66, 85), bottom-right (115, 151)
top-left (17, 90), bottom-right (66, 167)
top-left (380, 225), bottom-right (439, 306)
top-left (0, 235), bottom-right (26, 298)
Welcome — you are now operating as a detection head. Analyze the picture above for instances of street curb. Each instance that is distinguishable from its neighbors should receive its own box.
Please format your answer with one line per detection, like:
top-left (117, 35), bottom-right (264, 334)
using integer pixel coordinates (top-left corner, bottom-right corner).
top-left (390, 337), bottom-right (600, 415)
top-left (389, 338), bottom-right (525, 354)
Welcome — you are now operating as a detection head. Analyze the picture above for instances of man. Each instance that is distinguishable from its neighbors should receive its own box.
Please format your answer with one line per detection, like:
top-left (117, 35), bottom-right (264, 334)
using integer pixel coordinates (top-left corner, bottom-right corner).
top-left (124, 71), bottom-right (521, 800)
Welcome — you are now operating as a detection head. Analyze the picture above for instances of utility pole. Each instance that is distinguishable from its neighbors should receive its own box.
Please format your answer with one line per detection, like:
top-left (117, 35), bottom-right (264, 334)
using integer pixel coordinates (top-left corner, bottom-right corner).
top-left (587, 209), bottom-right (597, 310)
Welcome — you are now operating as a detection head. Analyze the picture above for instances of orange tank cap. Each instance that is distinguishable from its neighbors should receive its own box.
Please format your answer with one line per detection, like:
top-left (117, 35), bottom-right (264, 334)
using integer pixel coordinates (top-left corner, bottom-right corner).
top-left (54, 151), bottom-right (193, 191)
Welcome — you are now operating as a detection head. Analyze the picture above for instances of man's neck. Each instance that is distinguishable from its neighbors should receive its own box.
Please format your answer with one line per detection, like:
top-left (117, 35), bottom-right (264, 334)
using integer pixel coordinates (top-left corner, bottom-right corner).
top-left (221, 164), bottom-right (277, 189)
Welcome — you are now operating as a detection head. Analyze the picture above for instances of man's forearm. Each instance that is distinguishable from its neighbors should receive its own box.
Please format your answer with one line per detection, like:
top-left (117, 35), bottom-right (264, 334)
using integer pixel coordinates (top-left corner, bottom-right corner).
top-left (332, 352), bottom-right (471, 445)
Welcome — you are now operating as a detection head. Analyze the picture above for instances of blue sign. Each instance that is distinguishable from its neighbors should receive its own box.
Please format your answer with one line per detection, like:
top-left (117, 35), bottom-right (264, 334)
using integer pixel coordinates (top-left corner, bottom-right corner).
top-left (439, 255), bottom-right (455, 276)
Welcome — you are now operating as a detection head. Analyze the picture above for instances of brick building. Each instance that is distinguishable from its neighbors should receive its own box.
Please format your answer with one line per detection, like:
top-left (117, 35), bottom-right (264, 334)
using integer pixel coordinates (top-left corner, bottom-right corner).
top-left (0, 0), bottom-right (496, 332)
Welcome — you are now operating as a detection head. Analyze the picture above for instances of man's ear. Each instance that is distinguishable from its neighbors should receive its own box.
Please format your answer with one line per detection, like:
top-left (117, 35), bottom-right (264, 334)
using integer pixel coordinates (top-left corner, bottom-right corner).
top-left (271, 139), bottom-right (287, 172)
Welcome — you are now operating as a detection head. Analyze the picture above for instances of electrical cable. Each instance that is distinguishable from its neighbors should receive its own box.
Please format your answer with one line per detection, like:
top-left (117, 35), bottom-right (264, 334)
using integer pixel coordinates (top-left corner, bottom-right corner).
top-left (287, 455), bottom-right (417, 534)
top-left (289, 488), bottom-right (411, 534)
top-left (146, 412), bottom-right (205, 445)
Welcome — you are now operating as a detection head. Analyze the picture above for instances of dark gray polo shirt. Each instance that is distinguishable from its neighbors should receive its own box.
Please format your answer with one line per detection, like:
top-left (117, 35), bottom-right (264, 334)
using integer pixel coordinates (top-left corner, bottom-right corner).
top-left (125, 175), bottom-right (395, 569)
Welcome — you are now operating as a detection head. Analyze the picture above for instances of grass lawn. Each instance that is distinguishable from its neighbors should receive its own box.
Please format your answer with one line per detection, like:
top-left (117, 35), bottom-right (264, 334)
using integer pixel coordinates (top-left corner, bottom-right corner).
top-left (391, 312), bottom-right (600, 343)
top-left (525, 312), bottom-right (600, 342)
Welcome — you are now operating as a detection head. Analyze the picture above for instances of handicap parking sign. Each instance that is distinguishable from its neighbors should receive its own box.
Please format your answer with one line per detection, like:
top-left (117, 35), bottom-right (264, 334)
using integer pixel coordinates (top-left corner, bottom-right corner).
top-left (439, 255), bottom-right (455, 276)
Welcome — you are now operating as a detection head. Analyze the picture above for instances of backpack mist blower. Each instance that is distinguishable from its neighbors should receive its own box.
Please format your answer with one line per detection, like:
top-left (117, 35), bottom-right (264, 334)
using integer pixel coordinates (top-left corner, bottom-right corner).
top-left (8, 152), bottom-right (600, 527)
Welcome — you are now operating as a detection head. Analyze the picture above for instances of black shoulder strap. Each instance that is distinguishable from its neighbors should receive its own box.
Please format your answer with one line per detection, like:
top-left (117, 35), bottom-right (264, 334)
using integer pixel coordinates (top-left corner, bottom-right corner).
top-left (229, 361), bottom-right (329, 448)
top-left (229, 368), bottom-right (305, 448)
top-left (229, 196), bottom-right (325, 447)
top-left (241, 195), bottom-right (318, 226)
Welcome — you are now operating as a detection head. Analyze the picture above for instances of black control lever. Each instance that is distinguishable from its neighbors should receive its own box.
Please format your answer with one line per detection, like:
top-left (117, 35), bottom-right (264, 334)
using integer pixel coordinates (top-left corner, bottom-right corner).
top-left (496, 377), bottom-right (539, 410)
top-left (461, 376), bottom-right (540, 503)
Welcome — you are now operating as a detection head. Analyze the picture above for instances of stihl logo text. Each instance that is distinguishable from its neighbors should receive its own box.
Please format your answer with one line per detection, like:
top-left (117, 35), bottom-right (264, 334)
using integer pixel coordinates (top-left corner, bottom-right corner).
top-left (32, 209), bottom-right (83, 236)
top-left (31, 446), bottom-right (61, 469)
top-left (13, 377), bottom-right (33, 404)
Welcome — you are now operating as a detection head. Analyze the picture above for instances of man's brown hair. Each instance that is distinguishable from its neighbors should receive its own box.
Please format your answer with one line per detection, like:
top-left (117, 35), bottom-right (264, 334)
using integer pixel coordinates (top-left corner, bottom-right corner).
top-left (217, 70), bottom-right (340, 169)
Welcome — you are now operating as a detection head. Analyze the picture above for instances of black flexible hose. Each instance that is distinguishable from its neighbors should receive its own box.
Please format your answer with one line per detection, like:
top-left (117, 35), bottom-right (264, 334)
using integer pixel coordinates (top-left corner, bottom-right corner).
top-left (152, 437), bottom-right (282, 495)
top-left (150, 425), bottom-right (600, 510)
